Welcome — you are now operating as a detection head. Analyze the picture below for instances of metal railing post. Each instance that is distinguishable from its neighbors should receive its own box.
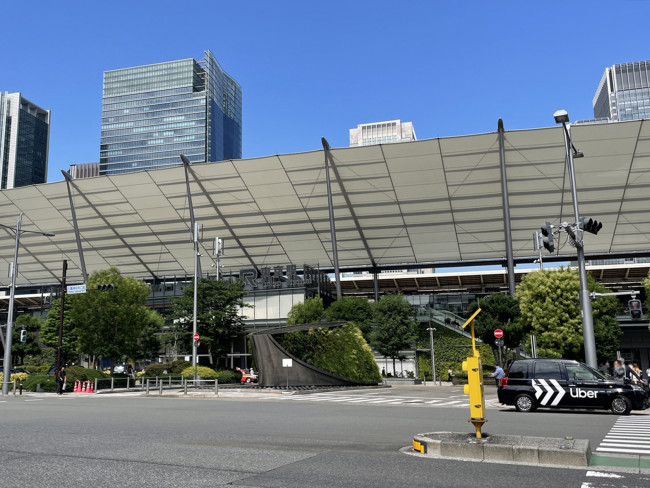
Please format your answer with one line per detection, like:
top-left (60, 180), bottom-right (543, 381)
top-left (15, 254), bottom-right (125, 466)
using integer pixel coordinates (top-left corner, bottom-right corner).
top-left (13, 380), bottom-right (16, 396)
top-left (215, 379), bottom-right (218, 396)
top-left (126, 376), bottom-right (130, 390)
top-left (111, 377), bottom-right (114, 392)
top-left (184, 378), bottom-right (187, 395)
top-left (94, 378), bottom-right (98, 393)
top-left (146, 378), bottom-right (150, 395)
top-left (159, 381), bottom-right (163, 395)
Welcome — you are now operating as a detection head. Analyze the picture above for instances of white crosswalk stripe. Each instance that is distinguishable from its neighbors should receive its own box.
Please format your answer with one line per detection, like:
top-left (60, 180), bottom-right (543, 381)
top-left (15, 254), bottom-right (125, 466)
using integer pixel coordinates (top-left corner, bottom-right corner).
top-left (246, 392), bottom-right (500, 408)
top-left (595, 416), bottom-right (650, 455)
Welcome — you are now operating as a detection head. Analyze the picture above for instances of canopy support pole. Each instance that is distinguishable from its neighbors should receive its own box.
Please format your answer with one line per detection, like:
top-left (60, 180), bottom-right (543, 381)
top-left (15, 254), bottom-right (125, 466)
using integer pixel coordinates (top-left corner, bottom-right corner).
top-left (61, 170), bottom-right (88, 283)
top-left (322, 138), bottom-right (342, 300)
top-left (497, 119), bottom-right (516, 296)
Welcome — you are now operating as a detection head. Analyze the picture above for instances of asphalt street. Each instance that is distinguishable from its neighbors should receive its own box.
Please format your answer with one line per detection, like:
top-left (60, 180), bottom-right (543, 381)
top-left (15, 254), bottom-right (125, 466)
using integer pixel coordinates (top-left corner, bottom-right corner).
top-left (1, 385), bottom-right (648, 487)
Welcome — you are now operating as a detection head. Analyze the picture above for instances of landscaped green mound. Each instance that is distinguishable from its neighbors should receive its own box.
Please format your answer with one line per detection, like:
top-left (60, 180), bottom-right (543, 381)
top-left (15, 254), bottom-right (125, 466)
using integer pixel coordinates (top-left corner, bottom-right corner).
top-left (278, 324), bottom-right (381, 384)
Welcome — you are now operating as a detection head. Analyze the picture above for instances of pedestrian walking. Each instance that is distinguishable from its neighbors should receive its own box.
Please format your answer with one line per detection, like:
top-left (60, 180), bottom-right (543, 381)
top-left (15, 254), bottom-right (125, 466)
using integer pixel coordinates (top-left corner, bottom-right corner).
top-left (613, 360), bottom-right (626, 381)
top-left (491, 365), bottom-right (505, 386)
top-left (55, 366), bottom-right (66, 395)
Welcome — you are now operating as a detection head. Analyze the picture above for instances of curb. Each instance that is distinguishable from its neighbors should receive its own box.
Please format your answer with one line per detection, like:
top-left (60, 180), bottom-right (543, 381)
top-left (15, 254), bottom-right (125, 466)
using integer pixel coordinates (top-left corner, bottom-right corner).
top-left (412, 432), bottom-right (590, 468)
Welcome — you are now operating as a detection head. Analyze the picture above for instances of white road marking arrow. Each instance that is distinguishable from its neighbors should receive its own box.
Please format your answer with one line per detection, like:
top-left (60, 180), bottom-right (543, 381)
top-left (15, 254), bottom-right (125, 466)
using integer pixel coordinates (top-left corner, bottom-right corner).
top-left (549, 379), bottom-right (565, 406)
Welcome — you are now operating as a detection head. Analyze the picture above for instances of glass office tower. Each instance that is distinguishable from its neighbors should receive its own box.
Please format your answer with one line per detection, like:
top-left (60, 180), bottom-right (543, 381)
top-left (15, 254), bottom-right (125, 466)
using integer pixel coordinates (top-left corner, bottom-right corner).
top-left (100, 50), bottom-right (242, 175)
top-left (0, 92), bottom-right (50, 189)
top-left (593, 61), bottom-right (650, 121)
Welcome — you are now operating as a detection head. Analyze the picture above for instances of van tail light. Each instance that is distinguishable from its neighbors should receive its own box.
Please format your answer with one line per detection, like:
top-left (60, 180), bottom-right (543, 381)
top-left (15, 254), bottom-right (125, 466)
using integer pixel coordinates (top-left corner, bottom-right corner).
top-left (500, 377), bottom-right (508, 387)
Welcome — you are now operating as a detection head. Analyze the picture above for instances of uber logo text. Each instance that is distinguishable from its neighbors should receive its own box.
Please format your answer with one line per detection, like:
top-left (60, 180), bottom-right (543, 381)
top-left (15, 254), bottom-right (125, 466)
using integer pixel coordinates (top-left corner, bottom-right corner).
top-left (569, 388), bottom-right (598, 399)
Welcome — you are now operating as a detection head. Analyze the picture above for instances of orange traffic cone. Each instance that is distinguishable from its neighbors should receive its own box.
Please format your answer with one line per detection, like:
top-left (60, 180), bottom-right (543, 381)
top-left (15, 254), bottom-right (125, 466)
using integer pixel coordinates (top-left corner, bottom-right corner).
top-left (73, 380), bottom-right (80, 393)
top-left (87, 381), bottom-right (94, 394)
top-left (81, 381), bottom-right (86, 393)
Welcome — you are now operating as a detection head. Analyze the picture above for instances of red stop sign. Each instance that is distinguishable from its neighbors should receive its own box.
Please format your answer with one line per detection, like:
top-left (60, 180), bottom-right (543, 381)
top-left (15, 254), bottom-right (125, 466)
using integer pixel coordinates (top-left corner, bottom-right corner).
top-left (494, 329), bottom-right (504, 339)
top-left (193, 333), bottom-right (200, 341)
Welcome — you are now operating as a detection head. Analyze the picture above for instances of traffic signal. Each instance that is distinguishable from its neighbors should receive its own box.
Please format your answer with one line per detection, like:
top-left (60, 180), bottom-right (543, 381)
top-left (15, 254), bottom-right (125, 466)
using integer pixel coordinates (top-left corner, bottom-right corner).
top-left (20, 329), bottom-right (27, 342)
top-left (97, 283), bottom-right (116, 291)
top-left (540, 222), bottom-right (555, 253)
top-left (580, 217), bottom-right (603, 235)
top-left (628, 299), bottom-right (642, 319)
top-left (462, 356), bottom-right (485, 422)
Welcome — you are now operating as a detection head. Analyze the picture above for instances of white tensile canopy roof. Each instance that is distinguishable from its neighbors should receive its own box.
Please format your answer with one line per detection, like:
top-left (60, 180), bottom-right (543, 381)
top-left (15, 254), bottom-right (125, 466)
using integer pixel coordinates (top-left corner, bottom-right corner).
top-left (0, 119), bottom-right (648, 287)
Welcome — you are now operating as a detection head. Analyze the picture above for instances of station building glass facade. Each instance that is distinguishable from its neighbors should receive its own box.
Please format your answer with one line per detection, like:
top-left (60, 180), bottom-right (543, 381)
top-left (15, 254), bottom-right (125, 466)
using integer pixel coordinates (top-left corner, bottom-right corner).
top-left (100, 50), bottom-right (242, 175)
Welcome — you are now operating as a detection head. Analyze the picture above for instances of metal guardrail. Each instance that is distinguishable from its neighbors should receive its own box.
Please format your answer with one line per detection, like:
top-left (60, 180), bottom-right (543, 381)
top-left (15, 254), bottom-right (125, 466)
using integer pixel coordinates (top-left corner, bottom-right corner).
top-left (91, 375), bottom-right (220, 396)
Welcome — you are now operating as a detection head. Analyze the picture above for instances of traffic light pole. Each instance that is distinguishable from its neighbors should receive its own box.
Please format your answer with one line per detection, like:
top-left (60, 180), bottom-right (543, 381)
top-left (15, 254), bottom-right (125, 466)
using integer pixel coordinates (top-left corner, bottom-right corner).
top-left (561, 122), bottom-right (597, 369)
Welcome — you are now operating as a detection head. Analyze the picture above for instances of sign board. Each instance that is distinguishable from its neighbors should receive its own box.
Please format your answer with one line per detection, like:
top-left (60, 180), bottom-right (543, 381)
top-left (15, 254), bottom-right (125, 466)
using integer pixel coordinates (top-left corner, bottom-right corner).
top-left (494, 329), bottom-right (504, 339)
top-left (495, 338), bottom-right (504, 348)
top-left (282, 358), bottom-right (293, 368)
top-left (67, 284), bottom-right (87, 295)
top-left (193, 333), bottom-right (199, 342)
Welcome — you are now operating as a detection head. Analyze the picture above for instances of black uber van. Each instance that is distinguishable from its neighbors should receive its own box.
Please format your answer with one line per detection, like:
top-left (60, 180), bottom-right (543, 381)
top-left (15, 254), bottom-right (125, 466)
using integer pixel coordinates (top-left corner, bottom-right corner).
top-left (497, 358), bottom-right (649, 415)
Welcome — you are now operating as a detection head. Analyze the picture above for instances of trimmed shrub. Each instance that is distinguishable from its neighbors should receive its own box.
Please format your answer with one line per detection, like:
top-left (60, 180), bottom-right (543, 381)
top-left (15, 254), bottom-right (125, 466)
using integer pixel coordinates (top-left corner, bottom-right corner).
top-left (0, 372), bottom-right (29, 384)
top-left (144, 363), bottom-right (170, 377)
top-left (169, 360), bottom-right (192, 374)
top-left (215, 370), bottom-right (237, 383)
top-left (63, 367), bottom-right (107, 390)
top-left (22, 373), bottom-right (57, 392)
top-left (180, 366), bottom-right (219, 379)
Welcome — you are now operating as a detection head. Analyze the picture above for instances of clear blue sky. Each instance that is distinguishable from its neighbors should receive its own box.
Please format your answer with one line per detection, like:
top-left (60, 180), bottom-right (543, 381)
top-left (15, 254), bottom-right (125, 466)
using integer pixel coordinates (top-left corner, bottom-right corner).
top-left (2, 1), bottom-right (649, 184)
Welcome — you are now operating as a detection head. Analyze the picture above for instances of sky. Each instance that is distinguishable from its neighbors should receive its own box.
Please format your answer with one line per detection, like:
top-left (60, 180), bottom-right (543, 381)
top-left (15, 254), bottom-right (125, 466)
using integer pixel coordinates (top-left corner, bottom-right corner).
top-left (2, 0), bottom-right (650, 185)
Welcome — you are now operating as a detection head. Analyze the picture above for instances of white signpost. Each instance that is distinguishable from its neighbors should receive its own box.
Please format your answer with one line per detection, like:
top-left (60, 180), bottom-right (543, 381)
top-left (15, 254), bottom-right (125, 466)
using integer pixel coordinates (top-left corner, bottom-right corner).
top-left (282, 358), bottom-right (292, 389)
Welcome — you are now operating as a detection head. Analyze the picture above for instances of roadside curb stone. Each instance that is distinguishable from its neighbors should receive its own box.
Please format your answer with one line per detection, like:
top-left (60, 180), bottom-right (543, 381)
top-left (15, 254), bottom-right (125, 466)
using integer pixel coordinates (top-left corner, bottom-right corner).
top-left (413, 432), bottom-right (590, 468)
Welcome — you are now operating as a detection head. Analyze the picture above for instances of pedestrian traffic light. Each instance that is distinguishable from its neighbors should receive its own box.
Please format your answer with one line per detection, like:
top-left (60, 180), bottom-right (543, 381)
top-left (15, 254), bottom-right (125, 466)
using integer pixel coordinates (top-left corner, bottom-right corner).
top-left (97, 283), bottom-right (116, 291)
top-left (628, 299), bottom-right (642, 319)
top-left (580, 217), bottom-right (603, 235)
top-left (20, 329), bottom-right (27, 342)
top-left (540, 222), bottom-right (555, 253)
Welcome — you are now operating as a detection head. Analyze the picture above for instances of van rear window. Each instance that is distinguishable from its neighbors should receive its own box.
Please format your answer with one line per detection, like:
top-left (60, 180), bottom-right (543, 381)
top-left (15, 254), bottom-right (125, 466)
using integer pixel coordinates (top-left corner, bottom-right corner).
top-left (507, 362), bottom-right (530, 379)
top-left (534, 361), bottom-right (564, 380)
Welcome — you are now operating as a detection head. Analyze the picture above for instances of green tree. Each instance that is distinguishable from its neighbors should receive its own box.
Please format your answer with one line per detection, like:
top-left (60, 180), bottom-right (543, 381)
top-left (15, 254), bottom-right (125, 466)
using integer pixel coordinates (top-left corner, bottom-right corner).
top-left (70, 267), bottom-right (162, 368)
top-left (286, 297), bottom-right (324, 325)
top-left (369, 294), bottom-right (418, 373)
top-left (170, 278), bottom-right (249, 366)
top-left (12, 315), bottom-right (43, 365)
top-left (137, 309), bottom-right (164, 359)
top-left (467, 293), bottom-right (523, 349)
top-left (41, 298), bottom-right (77, 364)
top-left (323, 296), bottom-right (372, 336)
top-left (517, 267), bottom-right (620, 362)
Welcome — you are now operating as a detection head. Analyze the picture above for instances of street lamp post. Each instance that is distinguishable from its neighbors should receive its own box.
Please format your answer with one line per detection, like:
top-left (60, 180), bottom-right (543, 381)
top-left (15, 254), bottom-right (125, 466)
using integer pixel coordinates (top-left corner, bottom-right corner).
top-left (2, 214), bottom-right (54, 396)
top-left (426, 327), bottom-right (436, 383)
top-left (553, 110), bottom-right (597, 369)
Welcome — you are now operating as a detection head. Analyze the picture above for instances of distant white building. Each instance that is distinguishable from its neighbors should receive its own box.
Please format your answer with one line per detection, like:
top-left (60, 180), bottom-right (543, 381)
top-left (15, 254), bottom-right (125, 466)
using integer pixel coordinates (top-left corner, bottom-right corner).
top-left (349, 119), bottom-right (416, 147)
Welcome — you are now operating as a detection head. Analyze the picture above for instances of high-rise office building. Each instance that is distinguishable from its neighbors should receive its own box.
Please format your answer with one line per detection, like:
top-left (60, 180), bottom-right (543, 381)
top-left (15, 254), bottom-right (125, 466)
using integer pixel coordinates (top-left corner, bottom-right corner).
top-left (349, 119), bottom-right (416, 147)
top-left (0, 92), bottom-right (50, 189)
top-left (100, 50), bottom-right (242, 175)
top-left (593, 61), bottom-right (650, 121)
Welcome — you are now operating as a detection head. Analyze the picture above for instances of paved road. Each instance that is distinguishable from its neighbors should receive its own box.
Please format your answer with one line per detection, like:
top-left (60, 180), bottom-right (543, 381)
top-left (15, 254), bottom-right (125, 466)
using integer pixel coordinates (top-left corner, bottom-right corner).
top-left (1, 387), bottom-right (648, 487)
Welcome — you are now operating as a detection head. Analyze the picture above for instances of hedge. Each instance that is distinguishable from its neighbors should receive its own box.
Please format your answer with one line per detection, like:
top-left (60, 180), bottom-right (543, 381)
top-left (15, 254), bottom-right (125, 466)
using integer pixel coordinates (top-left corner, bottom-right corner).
top-left (22, 373), bottom-right (57, 392)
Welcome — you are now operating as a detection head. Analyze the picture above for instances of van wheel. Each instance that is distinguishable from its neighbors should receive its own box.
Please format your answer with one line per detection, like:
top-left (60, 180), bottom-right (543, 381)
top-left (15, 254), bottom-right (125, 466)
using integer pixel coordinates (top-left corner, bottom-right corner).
top-left (245, 378), bottom-right (251, 383)
top-left (514, 394), bottom-right (537, 413)
top-left (610, 396), bottom-right (632, 415)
